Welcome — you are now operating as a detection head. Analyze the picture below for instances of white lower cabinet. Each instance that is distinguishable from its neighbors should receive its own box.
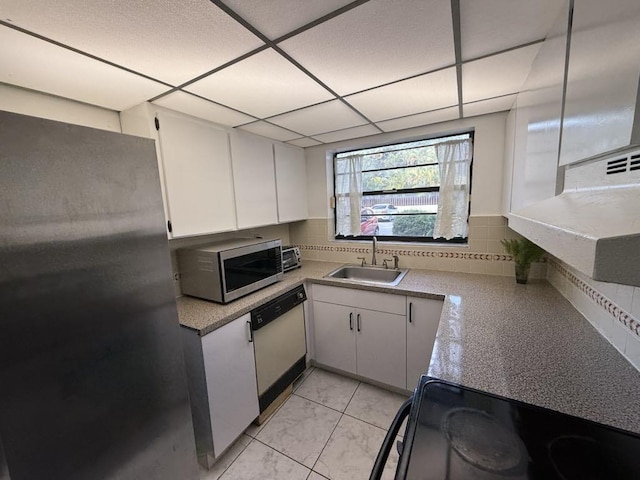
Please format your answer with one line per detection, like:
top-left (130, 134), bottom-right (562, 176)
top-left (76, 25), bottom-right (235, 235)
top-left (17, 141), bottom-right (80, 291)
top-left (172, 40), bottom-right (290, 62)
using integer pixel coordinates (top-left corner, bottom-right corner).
top-left (181, 313), bottom-right (259, 465)
top-left (312, 285), bottom-right (408, 390)
top-left (313, 301), bottom-right (357, 374)
top-left (406, 296), bottom-right (444, 389)
top-left (355, 308), bottom-right (406, 389)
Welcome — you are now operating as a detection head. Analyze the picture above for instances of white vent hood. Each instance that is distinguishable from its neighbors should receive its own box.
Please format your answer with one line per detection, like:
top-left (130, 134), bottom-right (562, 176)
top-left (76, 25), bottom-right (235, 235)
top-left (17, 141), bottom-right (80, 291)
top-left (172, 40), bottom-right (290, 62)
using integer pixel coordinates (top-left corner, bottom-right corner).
top-left (508, 151), bottom-right (640, 287)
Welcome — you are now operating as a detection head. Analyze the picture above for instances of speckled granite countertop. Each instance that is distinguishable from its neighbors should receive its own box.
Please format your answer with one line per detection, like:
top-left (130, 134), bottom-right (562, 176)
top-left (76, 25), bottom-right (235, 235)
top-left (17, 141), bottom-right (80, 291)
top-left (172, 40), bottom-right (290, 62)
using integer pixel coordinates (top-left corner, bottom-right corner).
top-left (176, 260), bottom-right (640, 434)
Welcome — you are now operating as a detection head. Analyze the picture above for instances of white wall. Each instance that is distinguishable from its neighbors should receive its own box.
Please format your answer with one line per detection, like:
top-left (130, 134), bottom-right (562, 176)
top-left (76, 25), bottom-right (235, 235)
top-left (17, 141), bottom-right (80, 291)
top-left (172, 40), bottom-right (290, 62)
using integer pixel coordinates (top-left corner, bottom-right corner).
top-left (304, 111), bottom-right (508, 218)
top-left (0, 83), bottom-right (121, 132)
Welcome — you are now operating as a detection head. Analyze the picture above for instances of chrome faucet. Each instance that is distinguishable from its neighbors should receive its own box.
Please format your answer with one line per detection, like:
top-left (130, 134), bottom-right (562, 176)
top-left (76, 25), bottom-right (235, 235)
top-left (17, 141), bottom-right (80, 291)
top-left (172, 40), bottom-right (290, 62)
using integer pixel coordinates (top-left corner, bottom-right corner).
top-left (371, 236), bottom-right (377, 266)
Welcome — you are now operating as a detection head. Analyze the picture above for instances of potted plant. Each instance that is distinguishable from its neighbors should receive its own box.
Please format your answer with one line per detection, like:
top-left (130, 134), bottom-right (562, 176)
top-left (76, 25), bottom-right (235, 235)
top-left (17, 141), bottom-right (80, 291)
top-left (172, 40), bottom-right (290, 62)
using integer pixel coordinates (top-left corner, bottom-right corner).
top-left (501, 238), bottom-right (546, 284)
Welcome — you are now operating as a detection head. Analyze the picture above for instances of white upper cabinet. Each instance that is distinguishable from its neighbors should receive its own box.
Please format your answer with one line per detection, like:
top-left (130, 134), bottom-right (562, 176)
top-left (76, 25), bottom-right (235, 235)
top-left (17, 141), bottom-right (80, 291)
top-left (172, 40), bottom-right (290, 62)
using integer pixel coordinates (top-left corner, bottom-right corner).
top-left (560, 0), bottom-right (640, 165)
top-left (274, 143), bottom-right (308, 223)
top-left (229, 131), bottom-right (279, 229)
top-left (120, 104), bottom-right (237, 238)
top-left (510, 1), bottom-right (569, 212)
top-left (156, 111), bottom-right (236, 237)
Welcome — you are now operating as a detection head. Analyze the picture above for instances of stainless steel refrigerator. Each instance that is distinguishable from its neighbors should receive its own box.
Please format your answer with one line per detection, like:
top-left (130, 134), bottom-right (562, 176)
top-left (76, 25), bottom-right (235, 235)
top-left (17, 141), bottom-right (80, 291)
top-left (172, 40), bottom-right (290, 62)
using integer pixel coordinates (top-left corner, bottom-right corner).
top-left (0, 111), bottom-right (199, 479)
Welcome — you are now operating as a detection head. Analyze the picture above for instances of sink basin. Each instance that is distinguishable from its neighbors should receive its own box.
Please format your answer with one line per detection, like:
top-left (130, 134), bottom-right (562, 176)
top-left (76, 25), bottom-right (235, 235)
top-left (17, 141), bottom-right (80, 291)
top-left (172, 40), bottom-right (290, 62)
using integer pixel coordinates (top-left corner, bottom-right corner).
top-left (324, 264), bottom-right (409, 286)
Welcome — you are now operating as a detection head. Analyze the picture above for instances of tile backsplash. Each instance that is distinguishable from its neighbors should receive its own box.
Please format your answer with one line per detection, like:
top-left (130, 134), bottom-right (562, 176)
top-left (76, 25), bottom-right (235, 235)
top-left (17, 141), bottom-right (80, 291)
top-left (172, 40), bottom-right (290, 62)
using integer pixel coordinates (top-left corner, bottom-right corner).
top-left (289, 215), bottom-right (546, 278)
top-left (547, 257), bottom-right (640, 372)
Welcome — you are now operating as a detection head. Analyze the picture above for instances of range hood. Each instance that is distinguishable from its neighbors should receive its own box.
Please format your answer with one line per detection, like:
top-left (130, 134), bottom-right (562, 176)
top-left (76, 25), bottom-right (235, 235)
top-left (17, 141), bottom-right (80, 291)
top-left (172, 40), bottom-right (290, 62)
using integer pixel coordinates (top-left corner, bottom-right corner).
top-left (508, 150), bottom-right (640, 287)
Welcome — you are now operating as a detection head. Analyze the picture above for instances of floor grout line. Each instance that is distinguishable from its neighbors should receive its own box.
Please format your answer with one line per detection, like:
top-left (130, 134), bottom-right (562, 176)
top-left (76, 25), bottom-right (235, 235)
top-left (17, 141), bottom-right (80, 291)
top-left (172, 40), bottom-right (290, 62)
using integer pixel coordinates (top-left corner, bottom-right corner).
top-left (217, 369), bottom-right (405, 480)
top-left (210, 437), bottom-right (252, 480)
top-left (309, 379), bottom-right (362, 475)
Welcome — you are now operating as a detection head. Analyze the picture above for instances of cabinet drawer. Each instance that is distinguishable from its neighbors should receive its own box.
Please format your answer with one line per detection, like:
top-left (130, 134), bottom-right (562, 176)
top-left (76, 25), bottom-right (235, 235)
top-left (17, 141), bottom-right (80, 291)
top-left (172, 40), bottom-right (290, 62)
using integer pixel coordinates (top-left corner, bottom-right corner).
top-left (312, 284), bottom-right (405, 315)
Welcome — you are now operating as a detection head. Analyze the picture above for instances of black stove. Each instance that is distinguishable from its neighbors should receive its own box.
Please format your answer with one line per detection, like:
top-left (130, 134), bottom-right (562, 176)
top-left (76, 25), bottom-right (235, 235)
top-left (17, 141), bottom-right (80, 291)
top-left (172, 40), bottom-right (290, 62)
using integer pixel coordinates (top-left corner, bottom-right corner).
top-left (372, 376), bottom-right (640, 480)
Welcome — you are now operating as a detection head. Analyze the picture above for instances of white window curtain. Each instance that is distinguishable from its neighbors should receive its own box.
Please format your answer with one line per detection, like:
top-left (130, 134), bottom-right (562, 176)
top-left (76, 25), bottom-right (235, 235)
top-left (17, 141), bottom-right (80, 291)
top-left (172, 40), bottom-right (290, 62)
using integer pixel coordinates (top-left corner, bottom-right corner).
top-left (433, 138), bottom-right (472, 240)
top-left (334, 154), bottom-right (363, 236)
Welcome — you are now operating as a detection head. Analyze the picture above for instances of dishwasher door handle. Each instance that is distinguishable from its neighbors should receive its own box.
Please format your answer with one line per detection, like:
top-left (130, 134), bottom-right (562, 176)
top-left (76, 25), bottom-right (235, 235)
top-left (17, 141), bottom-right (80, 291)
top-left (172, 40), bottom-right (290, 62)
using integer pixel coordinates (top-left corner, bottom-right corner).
top-left (247, 320), bottom-right (254, 343)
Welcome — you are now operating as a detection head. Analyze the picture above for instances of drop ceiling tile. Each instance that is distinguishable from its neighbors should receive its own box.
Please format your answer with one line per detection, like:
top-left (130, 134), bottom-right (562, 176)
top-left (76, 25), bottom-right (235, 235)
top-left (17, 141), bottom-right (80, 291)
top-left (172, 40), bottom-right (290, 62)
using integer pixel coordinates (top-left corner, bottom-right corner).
top-left (313, 125), bottom-right (379, 144)
top-left (345, 68), bottom-right (458, 122)
top-left (223, 0), bottom-right (354, 40)
top-left (460, 0), bottom-right (563, 60)
top-left (1, 0), bottom-right (264, 85)
top-left (463, 94), bottom-right (517, 118)
top-left (462, 44), bottom-right (541, 104)
top-left (280, 0), bottom-right (455, 95)
top-left (376, 107), bottom-right (460, 132)
top-left (153, 91), bottom-right (255, 127)
top-left (186, 48), bottom-right (334, 118)
top-left (287, 137), bottom-right (323, 148)
top-left (0, 26), bottom-right (168, 111)
top-left (268, 100), bottom-right (366, 136)
top-left (238, 122), bottom-right (300, 142)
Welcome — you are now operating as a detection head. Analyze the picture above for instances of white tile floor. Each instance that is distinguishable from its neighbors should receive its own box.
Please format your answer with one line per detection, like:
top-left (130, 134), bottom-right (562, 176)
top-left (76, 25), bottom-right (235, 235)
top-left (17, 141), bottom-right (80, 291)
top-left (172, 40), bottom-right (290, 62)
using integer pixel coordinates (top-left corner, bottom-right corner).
top-left (200, 367), bottom-right (409, 480)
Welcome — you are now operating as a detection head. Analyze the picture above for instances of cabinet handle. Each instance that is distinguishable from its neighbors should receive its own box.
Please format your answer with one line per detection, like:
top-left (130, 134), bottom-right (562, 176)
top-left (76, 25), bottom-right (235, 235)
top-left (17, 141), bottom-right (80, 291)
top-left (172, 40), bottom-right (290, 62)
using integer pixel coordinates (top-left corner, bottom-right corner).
top-left (408, 302), bottom-right (413, 323)
top-left (357, 313), bottom-right (361, 332)
top-left (349, 312), bottom-right (353, 331)
top-left (247, 320), bottom-right (254, 343)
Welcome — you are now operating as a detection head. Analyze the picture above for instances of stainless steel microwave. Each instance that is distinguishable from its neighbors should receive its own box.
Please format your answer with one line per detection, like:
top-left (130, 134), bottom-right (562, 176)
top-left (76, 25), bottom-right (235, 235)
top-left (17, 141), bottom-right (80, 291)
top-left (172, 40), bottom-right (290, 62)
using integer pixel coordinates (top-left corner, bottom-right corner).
top-left (177, 238), bottom-right (283, 303)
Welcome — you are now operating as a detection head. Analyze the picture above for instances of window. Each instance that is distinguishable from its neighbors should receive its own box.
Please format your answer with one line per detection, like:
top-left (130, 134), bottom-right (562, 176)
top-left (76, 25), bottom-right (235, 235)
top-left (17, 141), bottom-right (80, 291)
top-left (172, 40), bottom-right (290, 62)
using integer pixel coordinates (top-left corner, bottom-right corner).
top-left (333, 133), bottom-right (473, 243)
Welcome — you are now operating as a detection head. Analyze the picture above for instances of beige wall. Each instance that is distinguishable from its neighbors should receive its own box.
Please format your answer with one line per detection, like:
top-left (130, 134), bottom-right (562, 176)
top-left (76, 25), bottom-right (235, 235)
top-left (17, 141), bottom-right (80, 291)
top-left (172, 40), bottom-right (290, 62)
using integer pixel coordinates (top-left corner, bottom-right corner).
top-left (304, 111), bottom-right (507, 219)
top-left (292, 111), bottom-right (527, 277)
top-left (0, 83), bottom-right (121, 132)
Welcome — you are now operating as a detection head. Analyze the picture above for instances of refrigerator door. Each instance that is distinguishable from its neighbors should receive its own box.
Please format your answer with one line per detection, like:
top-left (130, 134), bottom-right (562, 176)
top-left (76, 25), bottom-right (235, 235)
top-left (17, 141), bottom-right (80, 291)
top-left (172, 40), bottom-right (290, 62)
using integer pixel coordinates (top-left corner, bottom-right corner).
top-left (0, 111), bottom-right (198, 480)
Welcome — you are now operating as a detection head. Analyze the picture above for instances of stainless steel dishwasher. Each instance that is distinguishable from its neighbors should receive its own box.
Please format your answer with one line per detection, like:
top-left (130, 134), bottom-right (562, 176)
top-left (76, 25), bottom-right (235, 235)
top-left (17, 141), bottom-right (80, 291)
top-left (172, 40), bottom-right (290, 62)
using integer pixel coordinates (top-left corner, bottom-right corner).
top-left (250, 284), bottom-right (307, 420)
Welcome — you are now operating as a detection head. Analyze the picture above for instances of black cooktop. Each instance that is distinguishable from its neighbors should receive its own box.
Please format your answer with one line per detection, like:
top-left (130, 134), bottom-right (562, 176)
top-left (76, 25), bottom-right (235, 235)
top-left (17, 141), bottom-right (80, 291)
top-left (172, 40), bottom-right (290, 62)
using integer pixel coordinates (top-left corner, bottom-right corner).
top-left (396, 376), bottom-right (640, 480)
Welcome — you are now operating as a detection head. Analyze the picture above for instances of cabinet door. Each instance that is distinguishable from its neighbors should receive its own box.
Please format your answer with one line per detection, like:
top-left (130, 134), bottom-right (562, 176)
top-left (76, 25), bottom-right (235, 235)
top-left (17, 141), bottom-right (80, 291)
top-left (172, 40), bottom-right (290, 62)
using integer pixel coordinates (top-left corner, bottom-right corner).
top-left (202, 313), bottom-right (259, 457)
top-left (560, 0), bottom-right (640, 165)
top-left (156, 111), bottom-right (236, 237)
top-left (230, 131), bottom-right (278, 229)
top-left (274, 143), bottom-right (308, 223)
top-left (312, 301), bottom-right (356, 374)
top-left (406, 297), bottom-right (443, 389)
top-left (510, 1), bottom-right (569, 211)
top-left (356, 308), bottom-right (406, 390)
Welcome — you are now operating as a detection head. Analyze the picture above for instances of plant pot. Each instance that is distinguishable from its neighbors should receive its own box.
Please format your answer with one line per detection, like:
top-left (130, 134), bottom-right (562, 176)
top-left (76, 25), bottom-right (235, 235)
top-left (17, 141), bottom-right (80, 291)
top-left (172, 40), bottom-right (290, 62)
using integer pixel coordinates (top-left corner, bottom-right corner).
top-left (515, 263), bottom-right (530, 284)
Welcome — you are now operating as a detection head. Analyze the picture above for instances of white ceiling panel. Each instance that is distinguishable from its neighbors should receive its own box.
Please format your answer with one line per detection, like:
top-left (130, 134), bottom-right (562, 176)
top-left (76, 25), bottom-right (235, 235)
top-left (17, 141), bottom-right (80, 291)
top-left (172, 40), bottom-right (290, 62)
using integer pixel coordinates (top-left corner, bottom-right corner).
top-left (238, 121), bottom-right (300, 142)
top-left (313, 125), bottom-right (379, 144)
top-left (287, 137), bottom-right (322, 148)
top-left (462, 44), bottom-right (541, 104)
top-left (463, 94), bottom-right (517, 118)
top-left (0, 0), bottom-right (263, 85)
top-left (0, 27), bottom-right (168, 111)
top-left (269, 100), bottom-right (366, 136)
top-left (460, 0), bottom-right (563, 60)
top-left (153, 91), bottom-right (255, 127)
top-left (186, 48), bottom-right (334, 118)
top-left (345, 68), bottom-right (458, 122)
top-left (223, 0), bottom-right (354, 40)
top-left (280, 0), bottom-right (455, 95)
top-left (376, 107), bottom-right (460, 132)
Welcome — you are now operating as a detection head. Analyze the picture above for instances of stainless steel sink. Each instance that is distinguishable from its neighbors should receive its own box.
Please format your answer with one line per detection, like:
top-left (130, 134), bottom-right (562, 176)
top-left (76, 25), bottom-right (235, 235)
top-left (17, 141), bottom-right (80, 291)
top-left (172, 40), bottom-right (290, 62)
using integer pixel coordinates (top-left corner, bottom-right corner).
top-left (324, 264), bottom-right (409, 286)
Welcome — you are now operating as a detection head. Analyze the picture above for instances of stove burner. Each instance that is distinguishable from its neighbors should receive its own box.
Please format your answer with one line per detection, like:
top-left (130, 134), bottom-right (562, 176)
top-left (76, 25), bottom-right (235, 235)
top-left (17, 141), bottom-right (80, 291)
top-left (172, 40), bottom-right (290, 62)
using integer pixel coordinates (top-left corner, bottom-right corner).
top-left (442, 408), bottom-right (524, 473)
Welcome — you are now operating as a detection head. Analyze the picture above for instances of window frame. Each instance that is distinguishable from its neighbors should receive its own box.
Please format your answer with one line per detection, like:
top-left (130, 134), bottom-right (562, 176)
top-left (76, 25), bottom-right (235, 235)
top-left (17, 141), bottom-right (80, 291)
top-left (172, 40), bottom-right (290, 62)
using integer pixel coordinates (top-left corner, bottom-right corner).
top-left (332, 131), bottom-right (474, 244)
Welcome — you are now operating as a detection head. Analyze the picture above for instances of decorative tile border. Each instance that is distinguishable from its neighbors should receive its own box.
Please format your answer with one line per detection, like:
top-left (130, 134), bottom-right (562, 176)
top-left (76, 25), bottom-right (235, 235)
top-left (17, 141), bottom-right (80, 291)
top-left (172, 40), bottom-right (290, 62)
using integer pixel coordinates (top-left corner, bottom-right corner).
top-left (549, 258), bottom-right (640, 338)
top-left (295, 244), bottom-right (513, 262)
